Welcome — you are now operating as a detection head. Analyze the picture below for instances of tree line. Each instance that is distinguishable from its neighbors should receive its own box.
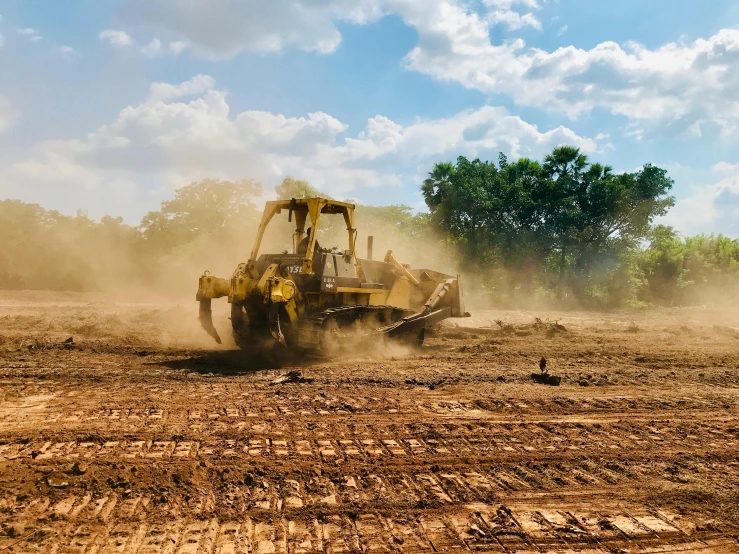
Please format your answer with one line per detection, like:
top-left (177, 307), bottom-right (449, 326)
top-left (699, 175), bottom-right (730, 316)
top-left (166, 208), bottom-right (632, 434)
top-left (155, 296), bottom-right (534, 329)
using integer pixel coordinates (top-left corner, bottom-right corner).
top-left (1, 146), bottom-right (737, 306)
top-left (0, 176), bottom-right (430, 296)
top-left (423, 146), bottom-right (739, 306)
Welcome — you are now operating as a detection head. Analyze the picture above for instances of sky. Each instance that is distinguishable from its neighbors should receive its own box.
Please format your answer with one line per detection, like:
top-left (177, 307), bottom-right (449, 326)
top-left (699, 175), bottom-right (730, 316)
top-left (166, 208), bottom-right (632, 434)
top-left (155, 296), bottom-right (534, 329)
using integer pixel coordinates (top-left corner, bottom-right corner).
top-left (1, 0), bottom-right (739, 237)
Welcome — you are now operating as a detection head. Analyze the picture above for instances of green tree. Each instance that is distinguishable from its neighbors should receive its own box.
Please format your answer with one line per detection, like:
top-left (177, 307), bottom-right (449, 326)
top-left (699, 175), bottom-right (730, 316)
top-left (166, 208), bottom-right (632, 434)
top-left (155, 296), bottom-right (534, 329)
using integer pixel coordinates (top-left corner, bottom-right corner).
top-left (422, 162), bottom-right (454, 234)
top-left (634, 225), bottom-right (686, 304)
top-left (634, 228), bottom-right (739, 306)
top-left (681, 233), bottom-right (739, 304)
top-left (422, 157), bottom-right (498, 259)
top-left (356, 204), bottom-right (427, 236)
top-left (422, 146), bottom-right (675, 305)
top-left (275, 177), bottom-right (329, 200)
top-left (539, 147), bottom-right (674, 297)
top-left (140, 178), bottom-right (262, 251)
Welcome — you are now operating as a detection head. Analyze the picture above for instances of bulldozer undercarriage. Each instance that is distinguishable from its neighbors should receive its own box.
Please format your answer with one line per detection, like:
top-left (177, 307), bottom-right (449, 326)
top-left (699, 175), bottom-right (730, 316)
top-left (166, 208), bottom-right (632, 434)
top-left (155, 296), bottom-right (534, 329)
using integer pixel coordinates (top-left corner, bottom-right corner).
top-left (230, 302), bottom-right (427, 357)
top-left (196, 197), bottom-right (469, 357)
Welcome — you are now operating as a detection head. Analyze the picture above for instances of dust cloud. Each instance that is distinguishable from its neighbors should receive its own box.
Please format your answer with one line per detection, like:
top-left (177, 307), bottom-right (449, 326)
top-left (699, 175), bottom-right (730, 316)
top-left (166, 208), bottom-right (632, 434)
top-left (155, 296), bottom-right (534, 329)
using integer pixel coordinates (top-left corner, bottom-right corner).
top-left (0, 202), bottom-right (469, 352)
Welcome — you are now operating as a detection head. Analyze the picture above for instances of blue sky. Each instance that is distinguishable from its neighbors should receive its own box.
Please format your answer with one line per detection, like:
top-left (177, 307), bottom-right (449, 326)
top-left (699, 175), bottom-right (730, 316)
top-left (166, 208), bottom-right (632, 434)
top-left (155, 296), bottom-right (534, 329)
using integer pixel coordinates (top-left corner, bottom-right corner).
top-left (1, 0), bottom-right (739, 237)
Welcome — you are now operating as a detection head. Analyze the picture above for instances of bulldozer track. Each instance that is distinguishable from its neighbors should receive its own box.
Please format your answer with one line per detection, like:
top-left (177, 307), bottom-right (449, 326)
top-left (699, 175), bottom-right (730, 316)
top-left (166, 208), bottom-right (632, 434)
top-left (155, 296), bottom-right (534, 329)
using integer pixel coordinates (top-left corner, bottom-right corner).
top-left (297, 305), bottom-right (415, 351)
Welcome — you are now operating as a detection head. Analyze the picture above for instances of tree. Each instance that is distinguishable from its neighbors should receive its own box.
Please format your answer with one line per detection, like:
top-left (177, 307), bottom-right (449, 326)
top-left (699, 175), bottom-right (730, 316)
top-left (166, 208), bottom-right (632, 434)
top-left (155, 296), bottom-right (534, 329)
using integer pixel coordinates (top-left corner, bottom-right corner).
top-left (635, 225), bottom-right (685, 304)
top-left (542, 147), bottom-right (674, 298)
top-left (634, 227), bottom-right (739, 305)
top-left (356, 204), bottom-right (427, 235)
top-left (422, 158), bottom-right (498, 259)
top-left (0, 199), bottom-right (144, 291)
top-left (275, 177), bottom-right (329, 200)
top-left (140, 178), bottom-right (262, 251)
top-left (422, 146), bottom-right (675, 305)
top-left (422, 162), bottom-right (454, 232)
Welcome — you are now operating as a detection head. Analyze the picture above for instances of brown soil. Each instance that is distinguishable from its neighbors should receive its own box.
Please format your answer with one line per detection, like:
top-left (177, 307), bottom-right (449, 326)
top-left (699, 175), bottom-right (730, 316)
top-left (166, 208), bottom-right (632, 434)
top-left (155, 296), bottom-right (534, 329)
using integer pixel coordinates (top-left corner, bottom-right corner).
top-left (1, 290), bottom-right (738, 553)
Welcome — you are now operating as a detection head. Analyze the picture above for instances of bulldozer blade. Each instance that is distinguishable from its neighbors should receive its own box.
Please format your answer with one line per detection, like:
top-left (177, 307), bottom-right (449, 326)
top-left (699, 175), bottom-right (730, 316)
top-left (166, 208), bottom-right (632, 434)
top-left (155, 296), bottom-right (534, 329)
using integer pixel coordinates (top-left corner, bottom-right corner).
top-left (199, 299), bottom-right (222, 344)
top-left (376, 307), bottom-right (452, 338)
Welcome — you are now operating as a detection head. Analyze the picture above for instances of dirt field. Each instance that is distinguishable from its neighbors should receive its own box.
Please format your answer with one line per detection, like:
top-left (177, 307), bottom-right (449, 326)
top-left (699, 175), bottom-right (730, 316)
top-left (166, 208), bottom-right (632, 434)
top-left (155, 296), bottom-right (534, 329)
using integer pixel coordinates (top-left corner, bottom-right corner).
top-left (0, 290), bottom-right (738, 553)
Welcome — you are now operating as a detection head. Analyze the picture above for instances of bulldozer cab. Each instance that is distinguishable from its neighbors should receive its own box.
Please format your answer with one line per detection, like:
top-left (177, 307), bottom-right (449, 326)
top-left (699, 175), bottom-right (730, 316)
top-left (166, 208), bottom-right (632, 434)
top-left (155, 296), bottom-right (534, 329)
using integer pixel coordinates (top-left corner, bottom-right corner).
top-left (248, 197), bottom-right (357, 275)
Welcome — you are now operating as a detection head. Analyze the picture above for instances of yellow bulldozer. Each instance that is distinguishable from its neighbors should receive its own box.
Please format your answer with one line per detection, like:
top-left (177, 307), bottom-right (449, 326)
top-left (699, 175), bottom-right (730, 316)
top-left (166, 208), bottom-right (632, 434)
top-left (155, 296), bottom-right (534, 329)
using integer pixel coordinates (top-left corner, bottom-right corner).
top-left (196, 197), bottom-right (469, 355)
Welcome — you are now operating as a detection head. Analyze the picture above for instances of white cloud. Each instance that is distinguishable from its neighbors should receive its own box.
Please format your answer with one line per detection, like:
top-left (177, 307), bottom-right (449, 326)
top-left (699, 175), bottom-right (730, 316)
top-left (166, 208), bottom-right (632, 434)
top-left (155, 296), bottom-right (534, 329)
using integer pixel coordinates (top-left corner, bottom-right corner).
top-left (118, 0), bottom-right (384, 58)
top-left (117, 0), bottom-right (548, 59)
top-left (483, 0), bottom-right (540, 8)
top-left (11, 152), bottom-right (102, 191)
top-left (483, 0), bottom-right (541, 30)
top-left (115, 1), bottom-right (739, 133)
top-left (17, 27), bottom-right (41, 40)
top-left (141, 37), bottom-right (162, 57)
top-left (660, 165), bottom-right (739, 235)
top-left (405, 23), bottom-right (739, 134)
top-left (557, 24), bottom-right (568, 37)
top-left (487, 10), bottom-right (541, 30)
top-left (99, 29), bottom-right (133, 47)
top-left (660, 186), bottom-right (722, 235)
top-left (169, 40), bottom-right (187, 54)
top-left (147, 74), bottom-right (216, 101)
top-left (99, 29), bottom-right (183, 58)
top-left (0, 32), bottom-right (4, 50)
top-left (0, 96), bottom-right (19, 135)
top-left (336, 108), bottom-right (596, 166)
top-left (711, 161), bottom-right (739, 174)
top-left (53, 45), bottom-right (82, 60)
top-left (0, 76), bottom-right (596, 216)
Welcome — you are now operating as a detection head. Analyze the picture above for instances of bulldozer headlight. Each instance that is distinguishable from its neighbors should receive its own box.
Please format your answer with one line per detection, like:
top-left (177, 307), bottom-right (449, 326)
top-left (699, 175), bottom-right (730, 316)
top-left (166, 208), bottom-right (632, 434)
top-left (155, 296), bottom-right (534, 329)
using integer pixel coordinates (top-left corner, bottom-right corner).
top-left (270, 279), bottom-right (296, 302)
top-left (282, 280), bottom-right (296, 301)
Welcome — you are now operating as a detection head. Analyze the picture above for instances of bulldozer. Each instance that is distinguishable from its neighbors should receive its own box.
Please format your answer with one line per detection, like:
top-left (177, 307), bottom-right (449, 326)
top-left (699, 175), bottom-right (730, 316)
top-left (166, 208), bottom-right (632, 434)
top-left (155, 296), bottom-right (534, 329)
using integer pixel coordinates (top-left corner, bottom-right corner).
top-left (196, 197), bottom-right (469, 355)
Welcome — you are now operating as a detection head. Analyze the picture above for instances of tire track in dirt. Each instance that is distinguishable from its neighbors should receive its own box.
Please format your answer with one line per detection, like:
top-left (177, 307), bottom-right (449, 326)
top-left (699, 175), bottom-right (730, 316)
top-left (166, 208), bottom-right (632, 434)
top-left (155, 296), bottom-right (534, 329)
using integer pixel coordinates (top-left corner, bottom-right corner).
top-left (2, 414), bottom-right (738, 552)
top-left (3, 492), bottom-right (736, 553)
top-left (2, 301), bottom-right (739, 552)
top-left (2, 412), bottom-right (737, 461)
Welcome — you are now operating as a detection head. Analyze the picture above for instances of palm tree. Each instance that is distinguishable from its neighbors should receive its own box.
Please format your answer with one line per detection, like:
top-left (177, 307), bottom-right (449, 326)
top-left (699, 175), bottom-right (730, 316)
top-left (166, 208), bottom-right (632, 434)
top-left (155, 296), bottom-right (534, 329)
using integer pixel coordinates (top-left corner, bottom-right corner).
top-left (543, 146), bottom-right (588, 180)
top-left (421, 162), bottom-right (455, 249)
top-left (422, 162), bottom-right (454, 209)
top-left (542, 147), bottom-right (589, 297)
